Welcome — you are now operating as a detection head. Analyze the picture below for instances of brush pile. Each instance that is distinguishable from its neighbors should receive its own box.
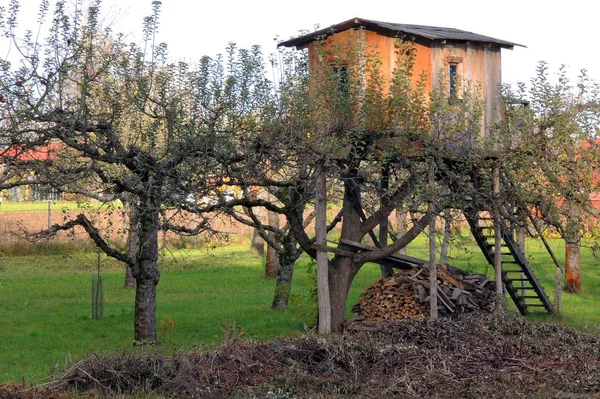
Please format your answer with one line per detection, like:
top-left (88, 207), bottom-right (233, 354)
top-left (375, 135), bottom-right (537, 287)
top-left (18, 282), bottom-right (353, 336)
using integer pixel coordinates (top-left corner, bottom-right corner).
top-left (5, 314), bottom-right (600, 398)
top-left (348, 265), bottom-right (496, 329)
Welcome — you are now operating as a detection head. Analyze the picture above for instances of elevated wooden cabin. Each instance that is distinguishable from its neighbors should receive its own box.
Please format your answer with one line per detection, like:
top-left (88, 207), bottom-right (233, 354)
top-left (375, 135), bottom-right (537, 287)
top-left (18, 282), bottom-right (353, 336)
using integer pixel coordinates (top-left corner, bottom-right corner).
top-left (279, 18), bottom-right (524, 147)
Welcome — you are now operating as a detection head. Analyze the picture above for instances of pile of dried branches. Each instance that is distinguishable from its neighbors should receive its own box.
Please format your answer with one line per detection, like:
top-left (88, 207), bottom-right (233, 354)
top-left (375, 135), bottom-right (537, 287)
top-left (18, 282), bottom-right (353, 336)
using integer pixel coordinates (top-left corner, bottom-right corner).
top-left (2, 313), bottom-right (600, 398)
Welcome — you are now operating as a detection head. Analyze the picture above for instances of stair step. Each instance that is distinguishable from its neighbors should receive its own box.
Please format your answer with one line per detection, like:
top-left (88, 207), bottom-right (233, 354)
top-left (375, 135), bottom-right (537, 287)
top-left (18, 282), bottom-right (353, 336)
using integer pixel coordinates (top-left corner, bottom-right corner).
top-left (485, 243), bottom-right (508, 248)
top-left (466, 211), bottom-right (553, 317)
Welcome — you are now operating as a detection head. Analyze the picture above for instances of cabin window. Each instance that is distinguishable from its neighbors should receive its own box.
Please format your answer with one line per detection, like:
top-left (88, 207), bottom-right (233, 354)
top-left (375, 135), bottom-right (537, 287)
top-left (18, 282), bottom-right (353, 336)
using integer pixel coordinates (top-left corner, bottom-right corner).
top-left (449, 63), bottom-right (458, 97)
top-left (333, 65), bottom-right (348, 93)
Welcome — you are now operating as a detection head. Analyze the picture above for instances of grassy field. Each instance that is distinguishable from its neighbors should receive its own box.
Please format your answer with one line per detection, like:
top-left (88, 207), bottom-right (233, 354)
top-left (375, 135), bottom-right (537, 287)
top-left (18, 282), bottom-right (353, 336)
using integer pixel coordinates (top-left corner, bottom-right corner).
top-left (0, 234), bottom-right (598, 384)
top-left (0, 200), bottom-right (119, 212)
top-left (0, 241), bottom-right (384, 384)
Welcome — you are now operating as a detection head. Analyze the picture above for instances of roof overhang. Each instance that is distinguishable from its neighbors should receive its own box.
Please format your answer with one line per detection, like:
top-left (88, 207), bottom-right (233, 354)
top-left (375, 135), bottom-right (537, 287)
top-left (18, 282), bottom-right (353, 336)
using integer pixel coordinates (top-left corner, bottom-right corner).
top-left (278, 17), bottom-right (525, 50)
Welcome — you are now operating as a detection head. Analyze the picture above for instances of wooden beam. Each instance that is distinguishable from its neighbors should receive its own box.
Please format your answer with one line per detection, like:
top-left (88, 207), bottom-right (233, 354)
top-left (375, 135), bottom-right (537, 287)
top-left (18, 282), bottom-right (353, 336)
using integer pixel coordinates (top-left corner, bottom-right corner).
top-left (428, 160), bottom-right (438, 320)
top-left (338, 238), bottom-right (423, 268)
top-left (315, 167), bottom-right (331, 334)
top-left (492, 164), bottom-right (503, 310)
top-left (311, 243), bottom-right (357, 258)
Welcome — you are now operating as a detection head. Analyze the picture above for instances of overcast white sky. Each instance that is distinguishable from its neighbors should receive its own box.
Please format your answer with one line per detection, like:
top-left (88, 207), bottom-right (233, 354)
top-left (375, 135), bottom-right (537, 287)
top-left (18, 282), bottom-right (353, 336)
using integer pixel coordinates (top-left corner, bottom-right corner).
top-left (4, 0), bottom-right (600, 86)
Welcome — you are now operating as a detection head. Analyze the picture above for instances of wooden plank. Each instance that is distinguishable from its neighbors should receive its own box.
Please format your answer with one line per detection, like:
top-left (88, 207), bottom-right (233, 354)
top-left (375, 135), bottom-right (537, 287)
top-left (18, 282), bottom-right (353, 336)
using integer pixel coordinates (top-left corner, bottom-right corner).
top-left (311, 243), bottom-right (357, 258)
top-left (339, 239), bottom-right (426, 266)
top-left (428, 161), bottom-right (438, 320)
top-left (492, 165), bottom-right (503, 310)
top-left (436, 285), bottom-right (455, 312)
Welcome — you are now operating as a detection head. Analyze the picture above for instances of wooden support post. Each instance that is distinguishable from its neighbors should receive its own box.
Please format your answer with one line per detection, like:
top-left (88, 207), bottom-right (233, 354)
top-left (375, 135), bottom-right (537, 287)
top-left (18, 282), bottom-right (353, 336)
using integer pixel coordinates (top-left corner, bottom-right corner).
top-left (492, 165), bottom-right (503, 310)
top-left (428, 161), bottom-right (438, 320)
top-left (556, 267), bottom-right (562, 315)
top-left (315, 167), bottom-right (331, 334)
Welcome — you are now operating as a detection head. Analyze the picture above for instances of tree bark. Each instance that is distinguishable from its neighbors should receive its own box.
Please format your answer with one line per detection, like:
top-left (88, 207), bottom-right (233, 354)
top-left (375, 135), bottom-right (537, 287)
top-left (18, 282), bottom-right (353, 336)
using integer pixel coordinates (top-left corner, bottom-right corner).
top-left (396, 207), bottom-right (408, 255)
top-left (251, 228), bottom-right (265, 256)
top-left (565, 205), bottom-right (581, 293)
top-left (439, 211), bottom-right (452, 266)
top-left (328, 255), bottom-right (357, 333)
top-left (265, 209), bottom-right (280, 278)
top-left (271, 234), bottom-right (299, 309)
top-left (379, 169), bottom-right (394, 278)
top-left (124, 261), bottom-right (136, 289)
top-left (328, 174), bottom-right (364, 333)
top-left (271, 261), bottom-right (294, 310)
top-left (565, 241), bottom-right (581, 293)
top-left (124, 203), bottom-right (139, 289)
top-left (249, 189), bottom-right (266, 256)
top-left (160, 208), bottom-right (168, 249)
top-left (132, 204), bottom-right (160, 343)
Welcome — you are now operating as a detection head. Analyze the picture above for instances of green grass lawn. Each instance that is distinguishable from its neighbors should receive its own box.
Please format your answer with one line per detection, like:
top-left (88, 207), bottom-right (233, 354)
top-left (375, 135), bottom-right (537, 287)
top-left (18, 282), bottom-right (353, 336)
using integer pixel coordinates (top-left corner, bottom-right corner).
top-left (0, 235), bottom-right (598, 384)
top-left (0, 200), bottom-right (120, 212)
top-left (0, 243), bottom-right (382, 384)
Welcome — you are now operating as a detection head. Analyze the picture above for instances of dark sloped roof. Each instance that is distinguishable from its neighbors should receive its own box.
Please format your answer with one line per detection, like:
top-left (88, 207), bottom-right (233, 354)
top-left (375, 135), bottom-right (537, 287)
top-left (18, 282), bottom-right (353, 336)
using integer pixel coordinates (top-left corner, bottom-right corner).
top-left (279, 17), bottom-right (525, 50)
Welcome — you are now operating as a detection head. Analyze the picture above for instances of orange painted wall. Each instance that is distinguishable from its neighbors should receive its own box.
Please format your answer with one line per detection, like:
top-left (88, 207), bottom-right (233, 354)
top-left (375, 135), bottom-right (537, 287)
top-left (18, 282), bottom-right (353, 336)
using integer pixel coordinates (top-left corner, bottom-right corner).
top-left (305, 29), bottom-right (504, 140)
top-left (307, 29), bottom-right (433, 95)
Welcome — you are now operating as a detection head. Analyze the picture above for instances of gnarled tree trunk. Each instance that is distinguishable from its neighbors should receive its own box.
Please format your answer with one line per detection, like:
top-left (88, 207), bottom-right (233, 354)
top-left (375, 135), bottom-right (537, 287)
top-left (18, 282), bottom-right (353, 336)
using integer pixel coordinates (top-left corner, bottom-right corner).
top-left (328, 177), bottom-right (363, 333)
top-left (272, 234), bottom-right (301, 309)
top-left (328, 255), bottom-right (359, 333)
top-left (124, 203), bottom-right (139, 289)
top-left (565, 241), bottom-right (581, 293)
top-left (124, 261), bottom-right (136, 289)
top-left (396, 207), bottom-right (408, 255)
top-left (132, 204), bottom-right (161, 343)
top-left (265, 209), bottom-right (280, 278)
top-left (565, 204), bottom-right (581, 293)
top-left (251, 229), bottom-right (265, 256)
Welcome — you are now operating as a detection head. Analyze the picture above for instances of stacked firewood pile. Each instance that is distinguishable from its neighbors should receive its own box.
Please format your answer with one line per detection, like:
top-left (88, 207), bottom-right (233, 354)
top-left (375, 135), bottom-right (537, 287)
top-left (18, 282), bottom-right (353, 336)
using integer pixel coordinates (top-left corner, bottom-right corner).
top-left (348, 265), bottom-right (496, 329)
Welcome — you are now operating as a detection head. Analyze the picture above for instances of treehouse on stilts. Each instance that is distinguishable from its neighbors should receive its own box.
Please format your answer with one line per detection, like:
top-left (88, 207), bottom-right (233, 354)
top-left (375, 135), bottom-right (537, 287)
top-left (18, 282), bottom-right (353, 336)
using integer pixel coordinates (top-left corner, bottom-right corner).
top-left (280, 18), bottom-right (555, 316)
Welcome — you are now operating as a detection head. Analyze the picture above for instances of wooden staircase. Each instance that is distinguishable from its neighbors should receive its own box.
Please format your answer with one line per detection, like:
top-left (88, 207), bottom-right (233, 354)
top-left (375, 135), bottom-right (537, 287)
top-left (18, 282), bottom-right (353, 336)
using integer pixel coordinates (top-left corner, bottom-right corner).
top-left (465, 211), bottom-right (553, 315)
